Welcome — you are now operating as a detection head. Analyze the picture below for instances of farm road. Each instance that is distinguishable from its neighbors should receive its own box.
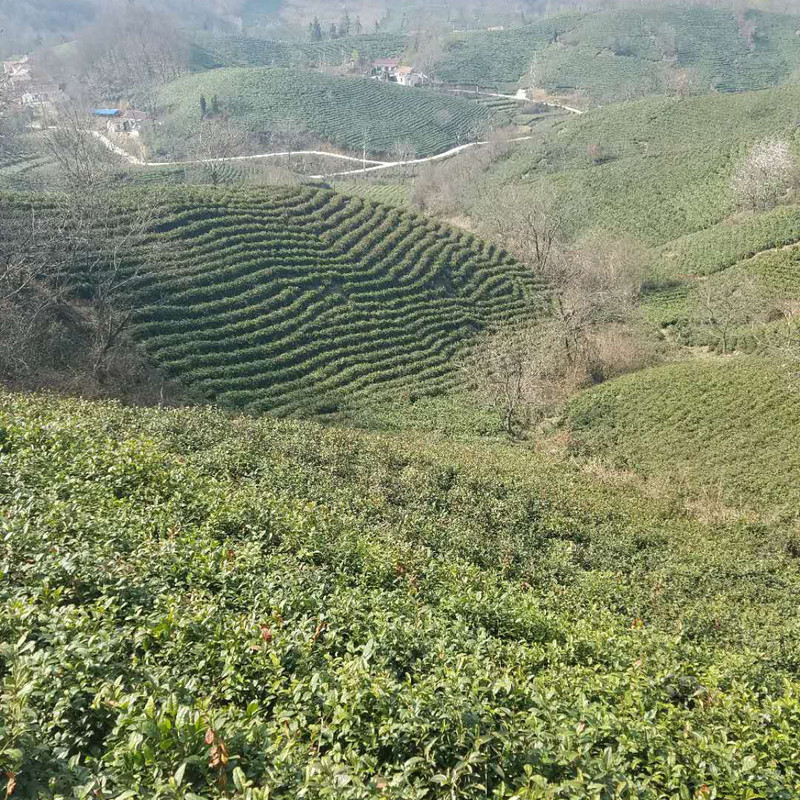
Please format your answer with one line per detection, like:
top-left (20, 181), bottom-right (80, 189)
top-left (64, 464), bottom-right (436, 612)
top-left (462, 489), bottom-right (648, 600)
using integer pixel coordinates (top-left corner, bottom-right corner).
top-left (88, 129), bottom-right (539, 179)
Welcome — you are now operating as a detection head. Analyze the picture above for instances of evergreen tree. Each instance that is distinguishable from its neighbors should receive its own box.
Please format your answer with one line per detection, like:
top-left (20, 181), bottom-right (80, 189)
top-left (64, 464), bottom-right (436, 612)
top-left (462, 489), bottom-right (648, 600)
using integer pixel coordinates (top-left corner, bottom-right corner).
top-left (211, 95), bottom-right (220, 115)
top-left (340, 11), bottom-right (351, 37)
top-left (329, 22), bottom-right (338, 39)
top-left (200, 95), bottom-right (207, 118)
top-left (309, 16), bottom-right (323, 41)
top-left (355, 15), bottom-right (362, 35)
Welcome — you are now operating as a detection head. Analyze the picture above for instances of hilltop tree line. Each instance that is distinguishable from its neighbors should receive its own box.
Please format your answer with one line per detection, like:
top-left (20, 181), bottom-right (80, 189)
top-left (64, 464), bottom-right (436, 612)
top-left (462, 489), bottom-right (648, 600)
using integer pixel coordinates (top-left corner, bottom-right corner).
top-left (308, 12), bottom-right (366, 41)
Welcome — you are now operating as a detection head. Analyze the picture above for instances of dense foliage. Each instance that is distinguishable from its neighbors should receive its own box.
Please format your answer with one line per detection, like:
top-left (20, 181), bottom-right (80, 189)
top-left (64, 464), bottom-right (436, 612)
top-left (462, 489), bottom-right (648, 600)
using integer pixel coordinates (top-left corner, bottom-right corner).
top-left (432, 6), bottom-right (800, 102)
top-left (155, 68), bottom-right (489, 158)
top-left (2, 393), bottom-right (800, 798)
top-left (567, 358), bottom-right (800, 510)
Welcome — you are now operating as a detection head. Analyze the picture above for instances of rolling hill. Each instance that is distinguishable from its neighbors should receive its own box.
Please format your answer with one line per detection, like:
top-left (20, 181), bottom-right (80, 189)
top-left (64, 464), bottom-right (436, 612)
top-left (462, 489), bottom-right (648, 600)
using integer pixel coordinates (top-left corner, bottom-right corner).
top-left (433, 6), bottom-right (800, 101)
top-left (567, 358), bottom-right (800, 511)
top-left (427, 81), bottom-right (800, 333)
top-left (155, 67), bottom-right (490, 157)
top-left (89, 186), bottom-right (544, 415)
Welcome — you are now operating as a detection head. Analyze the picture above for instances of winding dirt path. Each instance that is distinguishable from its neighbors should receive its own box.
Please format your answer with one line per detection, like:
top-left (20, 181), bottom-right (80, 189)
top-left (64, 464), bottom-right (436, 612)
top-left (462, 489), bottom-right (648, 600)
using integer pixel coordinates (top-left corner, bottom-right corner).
top-left (446, 87), bottom-right (584, 115)
top-left (87, 129), bottom-right (539, 180)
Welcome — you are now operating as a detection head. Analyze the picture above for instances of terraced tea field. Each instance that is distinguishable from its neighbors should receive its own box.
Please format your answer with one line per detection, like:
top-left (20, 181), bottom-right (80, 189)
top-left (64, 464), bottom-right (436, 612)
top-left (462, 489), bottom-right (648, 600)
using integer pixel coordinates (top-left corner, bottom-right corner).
top-left (567, 358), bottom-right (800, 510)
top-left (120, 186), bottom-right (544, 415)
top-left (332, 180), bottom-right (412, 207)
top-left (435, 16), bottom-right (576, 92)
top-left (156, 68), bottom-right (489, 158)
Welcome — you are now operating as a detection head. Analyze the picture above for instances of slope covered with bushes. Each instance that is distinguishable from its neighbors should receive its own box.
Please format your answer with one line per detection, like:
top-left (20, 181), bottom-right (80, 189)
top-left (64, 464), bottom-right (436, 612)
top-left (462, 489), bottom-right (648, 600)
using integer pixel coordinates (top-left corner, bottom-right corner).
top-left (109, 186), bottom-right (542, 415)
top-left (190, 32), bottom-right (408, 70)
top-left (155, 67), bottom-right (489, 158)
top-left (433, 6), bottom-right (800, 101)
top-left (567, 358), bottom-right (800, 511)
top-left (3, 392), bottom-right (800, 798)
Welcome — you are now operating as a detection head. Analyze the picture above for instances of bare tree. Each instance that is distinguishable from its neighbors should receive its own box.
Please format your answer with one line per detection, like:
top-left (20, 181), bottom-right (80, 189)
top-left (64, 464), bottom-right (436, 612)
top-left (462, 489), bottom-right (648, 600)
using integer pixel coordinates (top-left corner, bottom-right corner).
top-left (75, 4), bottom-right (190, 98)
top-left (549, 233), bottom-right (647, 376)
top-left (41, 104), bottom-right (121, 188)
top-left (481, 186), bottom-right (563, 275)
top-left (462, 322), bottom-right (565, 436)
top-left (2, 112), bottom-right (167, 386)
top-left (692, 271), bottom-right (765, 354)
top-left (463, 197), bottom-right (650, 436)
top-left (731, 139), bottom-right (797, 212)
top-left (0, 72), bottom-right (12, 161)
top-left (391, 140), bottom-right (417, 180)
top-left (189, 117), bottom-right (253, 186)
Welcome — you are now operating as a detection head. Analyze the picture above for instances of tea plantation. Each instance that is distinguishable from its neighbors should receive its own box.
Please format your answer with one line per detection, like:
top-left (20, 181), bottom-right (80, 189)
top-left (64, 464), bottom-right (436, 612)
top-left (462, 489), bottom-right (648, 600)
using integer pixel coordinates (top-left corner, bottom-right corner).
top-left (433, 6), bottom-right (800, 102)
top-left (95, 186), bottom-right (542, 415)
top-left (190, 32), bottom-right (408, 71)
top-left (155, 68), bottom-right (489, 158)
top-left (567, 358), bottom-right (800, 511)
top-left (477, 82), bottom-right (800, 247)
top-left (3, 392), bottom-right (800, 798)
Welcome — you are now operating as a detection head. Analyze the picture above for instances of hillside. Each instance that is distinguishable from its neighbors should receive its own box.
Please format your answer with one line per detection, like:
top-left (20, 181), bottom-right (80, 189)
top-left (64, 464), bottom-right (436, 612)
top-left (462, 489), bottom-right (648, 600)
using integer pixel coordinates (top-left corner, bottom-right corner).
top-left (3, 391), bottom-right (800, 798)
top-left (433, 6), bottom-right (800, 101)
top-left (567, 358), bottom-right (800, 511)
top-left (424, 82), bottom-right (800, 330)
top-left (155, 67), bottom-right (489, 158)
top-left (190, 31), bottom-right (408, 70)
top-left (73, 186), bottom-right (542, 415)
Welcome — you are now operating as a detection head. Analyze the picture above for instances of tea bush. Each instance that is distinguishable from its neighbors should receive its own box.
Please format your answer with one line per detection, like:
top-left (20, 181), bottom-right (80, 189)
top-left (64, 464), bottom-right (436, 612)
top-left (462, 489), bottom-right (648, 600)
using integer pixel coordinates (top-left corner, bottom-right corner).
top-left (2, 393), bottom-right (800, 798)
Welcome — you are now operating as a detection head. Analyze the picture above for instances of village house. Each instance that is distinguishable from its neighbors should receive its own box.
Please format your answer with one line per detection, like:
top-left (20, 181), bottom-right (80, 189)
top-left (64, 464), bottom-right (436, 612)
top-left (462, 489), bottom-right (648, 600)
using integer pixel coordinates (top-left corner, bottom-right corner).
top-left (93, 108), bottom-right (152, 136)
top-left (370, 59), bottom-right (427, 87)
top-left (371, 58), bottom-right (400, 78)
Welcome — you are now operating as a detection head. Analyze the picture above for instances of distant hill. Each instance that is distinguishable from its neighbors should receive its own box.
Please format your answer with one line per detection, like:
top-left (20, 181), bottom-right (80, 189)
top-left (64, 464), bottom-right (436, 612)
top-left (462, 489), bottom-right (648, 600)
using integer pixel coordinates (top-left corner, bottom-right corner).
top-left (115, 186), bottom-right (544, 415)
top-left (155, 67), bottom-right (489, 158)
top-left (432, 6), bottom-right (800, 100)
top-left (190, 31), bottom-right (408, 70)
top-left (440, 82), bottom-right (800, 273)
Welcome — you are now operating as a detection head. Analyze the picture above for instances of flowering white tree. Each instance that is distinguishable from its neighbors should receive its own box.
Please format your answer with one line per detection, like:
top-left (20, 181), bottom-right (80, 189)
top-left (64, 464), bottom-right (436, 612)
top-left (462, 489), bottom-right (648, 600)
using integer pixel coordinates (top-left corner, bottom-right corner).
top-left (731, 139), bottom-right (797, 211)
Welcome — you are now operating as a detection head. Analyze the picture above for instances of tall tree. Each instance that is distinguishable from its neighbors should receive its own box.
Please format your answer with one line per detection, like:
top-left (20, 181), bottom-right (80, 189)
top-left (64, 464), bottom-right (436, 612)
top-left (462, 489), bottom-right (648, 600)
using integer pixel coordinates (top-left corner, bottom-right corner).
top-left (309, 16), bottom-right (323, 41)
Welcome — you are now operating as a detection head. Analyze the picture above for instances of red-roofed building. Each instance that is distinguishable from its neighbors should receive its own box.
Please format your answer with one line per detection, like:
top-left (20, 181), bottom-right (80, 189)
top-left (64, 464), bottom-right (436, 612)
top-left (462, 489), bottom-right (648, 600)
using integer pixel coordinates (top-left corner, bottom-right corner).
top-left (370, 59), bottom-right (426, 86)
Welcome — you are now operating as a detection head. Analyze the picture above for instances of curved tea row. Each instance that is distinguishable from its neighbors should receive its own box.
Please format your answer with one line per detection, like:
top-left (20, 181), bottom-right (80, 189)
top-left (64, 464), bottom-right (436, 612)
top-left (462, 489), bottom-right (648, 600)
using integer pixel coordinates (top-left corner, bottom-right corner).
top-left (123, 186), bottom-right (545, 415)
